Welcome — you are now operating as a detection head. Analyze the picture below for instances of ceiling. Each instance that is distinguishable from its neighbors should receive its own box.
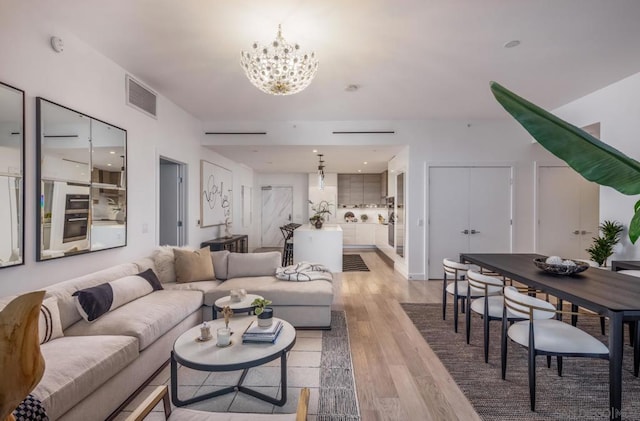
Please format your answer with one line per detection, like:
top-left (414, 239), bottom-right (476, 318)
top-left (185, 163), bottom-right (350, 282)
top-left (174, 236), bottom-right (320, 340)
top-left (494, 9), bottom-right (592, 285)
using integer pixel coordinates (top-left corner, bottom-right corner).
top-left (15, 0), bottom-right (640, 171)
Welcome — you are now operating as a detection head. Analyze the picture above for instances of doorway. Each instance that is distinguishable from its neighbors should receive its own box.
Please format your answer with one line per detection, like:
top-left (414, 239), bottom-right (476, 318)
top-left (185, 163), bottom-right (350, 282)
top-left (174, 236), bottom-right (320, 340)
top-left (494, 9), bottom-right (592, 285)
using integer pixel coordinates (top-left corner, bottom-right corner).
top-left (261, 186), bottom-right (293, 248)
top-left (536, 165), bottom-right (599, 259)
top-left (159, 157), bottom-right (186, 246)
top-left (428, 166), bottom-right (513, 279)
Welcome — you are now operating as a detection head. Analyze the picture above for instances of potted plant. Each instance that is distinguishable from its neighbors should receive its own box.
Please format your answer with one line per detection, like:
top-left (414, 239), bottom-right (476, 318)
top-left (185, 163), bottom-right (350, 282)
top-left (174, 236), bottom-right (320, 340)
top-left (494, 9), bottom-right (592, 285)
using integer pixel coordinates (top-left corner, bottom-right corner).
top-left (251, 297), bottom-right (273, 327)
top-left (586, 220), bottom-right (625, 267)
top-left (308, 200), bottom-right (333, 229)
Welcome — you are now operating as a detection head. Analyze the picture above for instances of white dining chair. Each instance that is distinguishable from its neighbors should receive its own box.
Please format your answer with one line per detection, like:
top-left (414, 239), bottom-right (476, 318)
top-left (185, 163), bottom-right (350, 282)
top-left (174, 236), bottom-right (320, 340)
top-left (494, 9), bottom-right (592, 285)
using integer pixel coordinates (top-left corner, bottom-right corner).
top-left (465, 270), bottom-right (509, 362)
top-left (442, 258), bottom-right (475, 333)
top-left (502, 286), bottom-right (609, 411)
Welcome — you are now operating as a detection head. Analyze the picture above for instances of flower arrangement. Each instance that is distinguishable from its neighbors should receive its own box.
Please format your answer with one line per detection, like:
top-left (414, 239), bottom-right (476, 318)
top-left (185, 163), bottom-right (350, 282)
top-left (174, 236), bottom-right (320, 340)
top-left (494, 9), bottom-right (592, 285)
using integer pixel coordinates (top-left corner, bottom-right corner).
top-left (308, 200), bottom-right (334, 223)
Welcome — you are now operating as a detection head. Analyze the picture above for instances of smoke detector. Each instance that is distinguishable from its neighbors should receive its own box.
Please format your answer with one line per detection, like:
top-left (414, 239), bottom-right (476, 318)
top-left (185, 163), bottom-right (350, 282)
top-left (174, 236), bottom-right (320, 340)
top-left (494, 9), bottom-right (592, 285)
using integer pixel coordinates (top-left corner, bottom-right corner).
top-left (50, 36), bottom-right (64, 53)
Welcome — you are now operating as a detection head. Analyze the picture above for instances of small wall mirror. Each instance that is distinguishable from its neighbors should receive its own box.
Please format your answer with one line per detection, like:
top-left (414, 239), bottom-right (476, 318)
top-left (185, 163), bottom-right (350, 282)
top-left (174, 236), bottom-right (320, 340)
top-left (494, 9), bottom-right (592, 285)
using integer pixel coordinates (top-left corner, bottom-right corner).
top-left (0, 82), bottom-right (24, 268)
top-left (36, 98), bottom-right (127, 261)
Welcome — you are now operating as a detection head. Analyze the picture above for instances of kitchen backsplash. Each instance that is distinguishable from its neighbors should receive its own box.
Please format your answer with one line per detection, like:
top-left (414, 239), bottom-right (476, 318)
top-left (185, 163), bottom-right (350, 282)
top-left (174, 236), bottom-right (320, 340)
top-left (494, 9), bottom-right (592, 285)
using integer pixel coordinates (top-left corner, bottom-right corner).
top-left (336, 207), bottom-right (389, 223)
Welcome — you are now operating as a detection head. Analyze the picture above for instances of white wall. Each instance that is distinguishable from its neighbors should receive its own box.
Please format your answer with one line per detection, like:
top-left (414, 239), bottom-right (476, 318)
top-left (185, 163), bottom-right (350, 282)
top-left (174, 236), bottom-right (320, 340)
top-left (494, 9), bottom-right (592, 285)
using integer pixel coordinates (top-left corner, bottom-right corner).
top-left (0, 7), bottom-right (252, 296)
top-left (554, 71), bottom-right (640, 260)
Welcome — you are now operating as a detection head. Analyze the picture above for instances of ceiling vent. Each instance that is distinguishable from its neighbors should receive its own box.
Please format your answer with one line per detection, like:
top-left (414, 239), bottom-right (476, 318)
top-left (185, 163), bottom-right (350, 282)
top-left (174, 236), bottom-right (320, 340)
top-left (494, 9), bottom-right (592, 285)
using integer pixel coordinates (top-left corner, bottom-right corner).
top-left (126, 75), bottom-right (157, 118)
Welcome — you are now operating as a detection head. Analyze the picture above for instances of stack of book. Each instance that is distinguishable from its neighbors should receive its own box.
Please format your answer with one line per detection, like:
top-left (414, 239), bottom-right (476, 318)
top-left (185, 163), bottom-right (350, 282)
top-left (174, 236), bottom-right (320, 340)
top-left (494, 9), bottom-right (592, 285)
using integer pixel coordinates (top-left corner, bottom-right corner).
top-left (242, 320), bottom-right (284, 343)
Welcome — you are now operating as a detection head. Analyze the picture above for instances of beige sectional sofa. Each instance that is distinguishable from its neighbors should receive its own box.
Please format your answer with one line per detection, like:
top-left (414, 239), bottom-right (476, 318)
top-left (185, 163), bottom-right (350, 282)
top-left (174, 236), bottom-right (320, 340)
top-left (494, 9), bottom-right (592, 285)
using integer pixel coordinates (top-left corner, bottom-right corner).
top-left (0, 248), bottom-right (333, 421)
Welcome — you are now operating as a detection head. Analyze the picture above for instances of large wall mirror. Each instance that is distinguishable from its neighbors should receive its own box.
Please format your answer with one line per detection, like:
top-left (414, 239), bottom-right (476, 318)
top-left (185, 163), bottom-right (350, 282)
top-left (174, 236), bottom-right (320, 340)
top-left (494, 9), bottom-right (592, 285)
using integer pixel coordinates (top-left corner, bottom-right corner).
top-left (0, 82), bottom-right (24, 268)
top-left (36, 98), bottom-right (127, 261)
top-left (396, 171), bottom-right (405, 258)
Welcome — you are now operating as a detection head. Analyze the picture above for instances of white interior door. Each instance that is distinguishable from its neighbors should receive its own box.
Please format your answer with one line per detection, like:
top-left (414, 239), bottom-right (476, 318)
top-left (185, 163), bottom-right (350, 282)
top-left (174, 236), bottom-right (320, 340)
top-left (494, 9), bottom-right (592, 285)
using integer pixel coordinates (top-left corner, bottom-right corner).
top-left (538, 166), bottom-right (599, 258)
top-left (428, 167), bottom-right (471, 279)
top-left (468, 167), bottom-right (513, 253)
top-left (428, 166), bottom-right (513, 279)
top-left (261, 186), bottom-right (293, 247)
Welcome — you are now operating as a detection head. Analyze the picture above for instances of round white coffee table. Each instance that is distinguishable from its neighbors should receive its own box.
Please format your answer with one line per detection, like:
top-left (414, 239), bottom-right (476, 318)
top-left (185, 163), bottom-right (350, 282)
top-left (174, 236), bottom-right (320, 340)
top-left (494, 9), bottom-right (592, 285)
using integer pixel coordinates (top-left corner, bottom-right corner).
top-left (170, 316), bottom-right (296, 407)
top-left (212, 293), bottom-right (263, 319)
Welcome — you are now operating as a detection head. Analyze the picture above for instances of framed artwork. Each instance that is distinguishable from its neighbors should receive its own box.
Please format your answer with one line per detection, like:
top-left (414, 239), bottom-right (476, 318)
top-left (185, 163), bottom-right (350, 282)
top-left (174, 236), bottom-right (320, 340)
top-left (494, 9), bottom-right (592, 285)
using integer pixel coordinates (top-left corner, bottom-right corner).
top-left (200, 160), bottom-right (232, 227)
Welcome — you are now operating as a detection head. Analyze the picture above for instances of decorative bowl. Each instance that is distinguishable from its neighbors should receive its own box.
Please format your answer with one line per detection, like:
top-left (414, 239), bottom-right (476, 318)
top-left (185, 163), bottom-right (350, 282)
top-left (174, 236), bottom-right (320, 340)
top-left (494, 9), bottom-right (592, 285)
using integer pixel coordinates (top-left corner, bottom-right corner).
top-left (533, 258), bottom-right (589, 276)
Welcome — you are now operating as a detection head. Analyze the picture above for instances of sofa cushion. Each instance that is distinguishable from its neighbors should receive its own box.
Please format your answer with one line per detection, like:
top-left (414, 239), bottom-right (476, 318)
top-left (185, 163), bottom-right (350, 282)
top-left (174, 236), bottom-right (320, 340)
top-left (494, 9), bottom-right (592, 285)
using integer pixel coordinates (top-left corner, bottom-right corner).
top-left (211, 250), bottom-right (230, 280)
top-left (39, 297), bottom-right (63, 344)
top-left (72, 269), bottom-right (163, 322)
top-left (64, 290), bottom-right (203, 350)
top-left (151, 246), bottom-right (178, 283)
top-left (212, 276), bottom-right (333, 306)
top-left (45, 262), bottom-right (141, 330)
top-left (227, 252), bottom-right (281, 279)
top-left (33, 335), bottom-right (139, 420)
top-left (163, 280), bottom-right (223, 306)
top-left (175, 247), bottom-right (215, 283)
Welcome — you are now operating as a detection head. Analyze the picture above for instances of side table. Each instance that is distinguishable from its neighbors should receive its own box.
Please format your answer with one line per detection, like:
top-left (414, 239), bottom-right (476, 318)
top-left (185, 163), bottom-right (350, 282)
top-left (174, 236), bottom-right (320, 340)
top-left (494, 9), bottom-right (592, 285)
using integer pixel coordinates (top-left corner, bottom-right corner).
top-left (212, 294), bottom-right (263, 319)
top-left (201, 235), bottom-right (248, 253)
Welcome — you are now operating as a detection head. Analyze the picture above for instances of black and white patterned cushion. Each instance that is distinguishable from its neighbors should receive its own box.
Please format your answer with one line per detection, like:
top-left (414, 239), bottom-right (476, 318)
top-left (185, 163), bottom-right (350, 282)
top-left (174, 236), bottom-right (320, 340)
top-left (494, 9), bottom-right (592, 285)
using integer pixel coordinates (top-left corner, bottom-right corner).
top-left (73, 268), bottom-right (163, 322)
top-left (13, 394), bottom-right (48, 421)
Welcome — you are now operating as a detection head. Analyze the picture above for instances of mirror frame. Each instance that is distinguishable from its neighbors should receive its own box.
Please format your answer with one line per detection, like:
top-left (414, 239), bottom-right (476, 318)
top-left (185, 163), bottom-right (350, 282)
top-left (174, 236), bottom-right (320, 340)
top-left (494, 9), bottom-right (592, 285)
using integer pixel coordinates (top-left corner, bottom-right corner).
top-left (0, 81), bottom-right (25, 269)
top-left (36, 97), bottom-right (127, 261)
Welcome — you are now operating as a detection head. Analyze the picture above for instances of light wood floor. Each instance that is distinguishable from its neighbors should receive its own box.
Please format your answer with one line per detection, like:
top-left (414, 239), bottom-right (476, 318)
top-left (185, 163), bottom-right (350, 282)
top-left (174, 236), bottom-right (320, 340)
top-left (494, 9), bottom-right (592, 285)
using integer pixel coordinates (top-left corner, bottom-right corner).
top-left (336, 250), bottom-right (481, 421)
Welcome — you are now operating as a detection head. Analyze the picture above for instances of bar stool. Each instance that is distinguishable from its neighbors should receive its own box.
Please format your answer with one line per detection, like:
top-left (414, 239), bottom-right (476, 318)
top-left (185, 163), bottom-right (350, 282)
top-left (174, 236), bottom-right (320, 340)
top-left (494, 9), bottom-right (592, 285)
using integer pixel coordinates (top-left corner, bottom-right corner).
top-left (280, 226), bottom-right (294, 266)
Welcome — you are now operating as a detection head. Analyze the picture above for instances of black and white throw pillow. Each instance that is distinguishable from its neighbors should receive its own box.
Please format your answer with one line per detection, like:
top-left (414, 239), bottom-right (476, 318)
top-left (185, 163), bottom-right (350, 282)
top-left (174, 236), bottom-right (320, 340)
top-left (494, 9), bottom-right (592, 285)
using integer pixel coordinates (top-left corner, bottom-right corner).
top-left (73, 268), bottom-right (163, 322)
top-left (39, 297), bottom-right (63, 344)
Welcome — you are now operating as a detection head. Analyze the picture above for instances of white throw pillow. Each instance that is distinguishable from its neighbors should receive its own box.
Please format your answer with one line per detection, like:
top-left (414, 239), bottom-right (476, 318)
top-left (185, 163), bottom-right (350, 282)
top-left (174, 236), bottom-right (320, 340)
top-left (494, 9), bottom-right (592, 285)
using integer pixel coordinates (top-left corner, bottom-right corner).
top-left (39, 297), bottom-right (64, 344)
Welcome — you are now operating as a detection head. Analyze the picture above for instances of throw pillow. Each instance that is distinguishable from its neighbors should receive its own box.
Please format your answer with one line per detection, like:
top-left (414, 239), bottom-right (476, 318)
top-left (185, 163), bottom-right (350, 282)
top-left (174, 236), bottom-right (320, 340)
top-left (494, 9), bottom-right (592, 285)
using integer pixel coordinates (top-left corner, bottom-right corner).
top-left (151, 246), bottom-right (177, 283)
top-left (39, 297), bottom-right (64, 344)
top-left (73, 268), bottom-right (163, 322)
top-left (174, 247), bottom-right (215, 283)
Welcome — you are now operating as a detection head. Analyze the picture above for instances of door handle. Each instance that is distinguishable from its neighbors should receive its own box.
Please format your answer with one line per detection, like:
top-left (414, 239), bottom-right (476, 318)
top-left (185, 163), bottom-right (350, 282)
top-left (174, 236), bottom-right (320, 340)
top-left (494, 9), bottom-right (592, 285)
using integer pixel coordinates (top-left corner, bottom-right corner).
top-left (461, 229), bottom-right (469, 234)
top-left (288, 214), bottom-right (292, 221)
top-left (581, 230), bottom-right (592, 235)
top-left (572, 230), bottom-right (580, 235)
top-left (470, 229), bottom-right (480, 234)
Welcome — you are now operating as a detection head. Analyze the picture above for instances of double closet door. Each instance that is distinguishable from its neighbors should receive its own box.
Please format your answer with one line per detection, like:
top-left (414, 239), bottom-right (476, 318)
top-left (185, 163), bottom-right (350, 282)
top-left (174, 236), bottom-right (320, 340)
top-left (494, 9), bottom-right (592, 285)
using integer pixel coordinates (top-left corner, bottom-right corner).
top-left (537, 166), bottom-right (599, 259)
top-left (428, 166), bottom-right (513, 279)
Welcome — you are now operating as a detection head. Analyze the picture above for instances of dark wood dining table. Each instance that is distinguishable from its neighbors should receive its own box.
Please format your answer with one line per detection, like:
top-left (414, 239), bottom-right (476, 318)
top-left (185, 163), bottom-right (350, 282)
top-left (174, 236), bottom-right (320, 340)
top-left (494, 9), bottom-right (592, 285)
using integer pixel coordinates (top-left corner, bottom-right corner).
top-left (460, 253), bottom-right (640, 421)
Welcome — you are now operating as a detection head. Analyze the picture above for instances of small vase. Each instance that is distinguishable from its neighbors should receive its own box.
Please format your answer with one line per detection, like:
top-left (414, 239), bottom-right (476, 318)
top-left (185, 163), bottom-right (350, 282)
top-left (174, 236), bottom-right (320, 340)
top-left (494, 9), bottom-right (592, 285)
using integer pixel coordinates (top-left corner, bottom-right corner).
top-left (257, 308), bottom-right (273, 327)
top-left (314, 220), bottom-right (323, 229)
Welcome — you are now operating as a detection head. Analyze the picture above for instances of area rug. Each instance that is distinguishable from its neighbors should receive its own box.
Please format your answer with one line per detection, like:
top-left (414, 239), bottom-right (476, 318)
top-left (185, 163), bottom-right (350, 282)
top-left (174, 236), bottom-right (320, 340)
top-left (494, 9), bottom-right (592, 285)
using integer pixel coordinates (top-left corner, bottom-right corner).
top-left (318, 311), bottom-right (361, 420)
top-left (120, 311), bottom-right (361, 419)
top-left (342, 254), bottom-right (369, 272)
top-left (401, 303), bottom-right (640, 421)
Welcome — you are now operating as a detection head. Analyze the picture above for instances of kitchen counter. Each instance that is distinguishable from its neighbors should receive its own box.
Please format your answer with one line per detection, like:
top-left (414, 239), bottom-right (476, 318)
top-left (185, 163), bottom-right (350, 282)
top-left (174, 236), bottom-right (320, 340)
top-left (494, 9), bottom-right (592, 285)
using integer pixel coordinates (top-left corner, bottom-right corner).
top-left (294, 224), bottom-right (343, 272)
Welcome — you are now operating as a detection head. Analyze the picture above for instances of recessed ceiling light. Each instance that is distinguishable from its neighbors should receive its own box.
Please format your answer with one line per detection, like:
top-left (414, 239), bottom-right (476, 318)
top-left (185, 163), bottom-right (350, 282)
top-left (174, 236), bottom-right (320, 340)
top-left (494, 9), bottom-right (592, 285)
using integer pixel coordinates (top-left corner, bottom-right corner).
top-left (357, 169), bottom-right (362, 173)
top-left (345, 84), bottom-right (359, 92)
top-left (109, 151), bottom-right (116, 154)
top-left (504, 40), bottom-right (521, 48)
top-left (107, 163), bottom-right (112, 166)
top-left (312, 149), bottom-right (318, 153)
top-left (363, 161), bottom-right (368, 165)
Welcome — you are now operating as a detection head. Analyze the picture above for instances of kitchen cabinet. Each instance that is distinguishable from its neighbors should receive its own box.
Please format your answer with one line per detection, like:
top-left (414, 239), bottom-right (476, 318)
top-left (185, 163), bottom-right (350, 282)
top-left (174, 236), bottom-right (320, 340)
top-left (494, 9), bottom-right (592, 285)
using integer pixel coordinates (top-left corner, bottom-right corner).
top-left (337, 174), bottom-right (350, 205)
top-left (340, 223), bottom-right (375, 245)
top-left (375, 224), bottom-right (389, 249)
top-left (338, 173), bottom-right (384, 206)
top-left (341, 223), bottom-right (356, 245)
top-left (380, 171), bottom-right (388, 198)
top-left (356, 223), bottom-right (375, 245)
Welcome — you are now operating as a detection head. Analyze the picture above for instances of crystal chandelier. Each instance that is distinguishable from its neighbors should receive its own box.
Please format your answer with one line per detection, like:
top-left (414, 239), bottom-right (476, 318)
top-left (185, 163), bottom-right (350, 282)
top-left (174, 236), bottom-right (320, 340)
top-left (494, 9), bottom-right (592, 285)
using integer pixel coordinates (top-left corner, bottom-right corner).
top-left (317, 154), bottom-right (325, 190)
top-left (240, 24), bottom-right (319, 96)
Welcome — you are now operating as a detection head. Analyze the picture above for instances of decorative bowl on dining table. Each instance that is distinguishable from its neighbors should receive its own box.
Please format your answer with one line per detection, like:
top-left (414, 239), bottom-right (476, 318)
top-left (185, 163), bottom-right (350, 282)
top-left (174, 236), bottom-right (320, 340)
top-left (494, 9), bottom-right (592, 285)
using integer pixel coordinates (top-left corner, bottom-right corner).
top-left (533, 257), bottom-right (590, 276)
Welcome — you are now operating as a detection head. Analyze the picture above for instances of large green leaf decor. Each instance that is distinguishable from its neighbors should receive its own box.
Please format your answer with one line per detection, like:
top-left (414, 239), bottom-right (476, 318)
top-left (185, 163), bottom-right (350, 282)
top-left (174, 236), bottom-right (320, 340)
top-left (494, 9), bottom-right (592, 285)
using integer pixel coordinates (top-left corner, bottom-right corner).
top-left (490, 81), bottom-right (640, 243)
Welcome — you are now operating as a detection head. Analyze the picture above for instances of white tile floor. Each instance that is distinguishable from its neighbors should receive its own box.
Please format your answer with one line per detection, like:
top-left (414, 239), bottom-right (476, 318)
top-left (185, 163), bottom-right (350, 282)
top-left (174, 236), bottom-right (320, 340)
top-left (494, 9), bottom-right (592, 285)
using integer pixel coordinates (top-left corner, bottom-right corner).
top-left (114, 330), bottom-right (322, 420)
